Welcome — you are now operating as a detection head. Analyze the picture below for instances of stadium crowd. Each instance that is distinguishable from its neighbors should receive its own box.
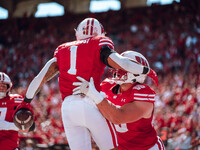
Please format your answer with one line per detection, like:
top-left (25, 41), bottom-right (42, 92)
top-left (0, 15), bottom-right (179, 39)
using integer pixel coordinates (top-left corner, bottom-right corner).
top-left (0, 1), bottom-right (200, 149)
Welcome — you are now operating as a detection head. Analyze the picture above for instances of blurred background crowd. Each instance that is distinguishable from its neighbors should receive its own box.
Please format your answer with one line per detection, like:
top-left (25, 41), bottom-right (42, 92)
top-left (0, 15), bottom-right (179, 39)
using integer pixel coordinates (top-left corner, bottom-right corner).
top-left (0, 0), bottom-right (200, 149)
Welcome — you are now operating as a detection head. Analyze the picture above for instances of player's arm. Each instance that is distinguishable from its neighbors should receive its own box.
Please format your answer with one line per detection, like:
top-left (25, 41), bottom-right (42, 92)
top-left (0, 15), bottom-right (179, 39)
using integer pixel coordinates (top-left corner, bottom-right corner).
top-left (100, 45), bottom-right (149, 74)
top-left (13, 58), bottom-right (59, 130)
top-left (73, 77), bottom-right (153, 124)
top-left (24, 57), bottom-right (59, 103)
top-left (97, 99), bottom-right (153, 124)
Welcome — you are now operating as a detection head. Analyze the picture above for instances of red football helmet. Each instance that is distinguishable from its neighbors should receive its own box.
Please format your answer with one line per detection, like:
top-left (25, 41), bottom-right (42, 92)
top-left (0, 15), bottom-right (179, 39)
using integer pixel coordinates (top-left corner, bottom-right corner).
top-left (0, 72), bottom-right (13, 99)
top-left (109, 51), bottom-right (149, 85)
top-left (75, 18), bottom-right (105, 40)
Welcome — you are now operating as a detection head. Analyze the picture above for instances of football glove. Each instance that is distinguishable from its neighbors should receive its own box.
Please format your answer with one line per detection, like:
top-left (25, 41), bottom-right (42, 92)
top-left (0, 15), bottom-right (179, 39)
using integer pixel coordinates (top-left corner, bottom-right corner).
top-left (73, 77), bottom-right (104, 104)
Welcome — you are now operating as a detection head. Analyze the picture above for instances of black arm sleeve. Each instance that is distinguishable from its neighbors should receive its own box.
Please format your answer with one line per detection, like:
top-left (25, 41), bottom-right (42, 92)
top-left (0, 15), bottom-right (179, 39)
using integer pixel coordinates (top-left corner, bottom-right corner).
top-left (24, 97), bottom-right (32, 103)
top-left (100, 45), bottom-right (116, 68)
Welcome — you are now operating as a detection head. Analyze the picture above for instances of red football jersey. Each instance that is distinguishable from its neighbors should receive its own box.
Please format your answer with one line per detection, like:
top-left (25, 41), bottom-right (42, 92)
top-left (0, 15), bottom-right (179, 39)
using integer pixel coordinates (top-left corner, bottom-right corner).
top-left (101, 79), bottom-right (158, 150)
top-left (54, 36), bottom-right (114, 100)
top-left (0, 94), bottom-right (24, 150)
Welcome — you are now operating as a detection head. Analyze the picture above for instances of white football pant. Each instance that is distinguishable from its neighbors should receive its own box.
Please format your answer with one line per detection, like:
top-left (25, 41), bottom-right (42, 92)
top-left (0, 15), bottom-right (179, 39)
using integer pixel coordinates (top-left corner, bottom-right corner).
top-left (61, 95), bottom-right (118, 150)
top-left (149, 136), bottom-right (165, 150)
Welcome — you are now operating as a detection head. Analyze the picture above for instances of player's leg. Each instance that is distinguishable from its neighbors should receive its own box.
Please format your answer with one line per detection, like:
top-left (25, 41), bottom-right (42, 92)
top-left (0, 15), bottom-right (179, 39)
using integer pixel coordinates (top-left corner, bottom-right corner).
top-left (82, 96), bottom-right (118, 150)
top-left (62, 95), bottom-right (118, 150)
top-left (64, 126), bottom-right (92, 150)
top-left (61, 95), bottom-right (93, 150)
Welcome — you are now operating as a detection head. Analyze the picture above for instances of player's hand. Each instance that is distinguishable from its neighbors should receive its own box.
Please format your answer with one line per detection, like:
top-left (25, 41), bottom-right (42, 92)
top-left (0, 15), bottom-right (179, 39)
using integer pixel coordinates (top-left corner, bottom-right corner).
top-left (13, 100), bottom-right (34, 118)
top-left (147, 68), bottom-right (158, 86)
top-left (73, 76), bottom-right (90, 95)
top-left (73, 77), bottom-right (104, 104)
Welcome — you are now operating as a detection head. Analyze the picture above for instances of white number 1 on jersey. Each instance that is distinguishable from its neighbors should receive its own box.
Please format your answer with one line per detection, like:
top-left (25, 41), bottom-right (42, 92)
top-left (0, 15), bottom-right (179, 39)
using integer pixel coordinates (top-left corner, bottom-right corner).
top-left (68, 46), bottom-right (78, 75)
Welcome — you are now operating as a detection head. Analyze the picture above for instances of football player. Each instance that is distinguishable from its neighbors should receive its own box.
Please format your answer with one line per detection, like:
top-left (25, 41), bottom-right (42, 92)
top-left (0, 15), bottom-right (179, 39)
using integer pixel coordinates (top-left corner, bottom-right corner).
top-left (73, 51), bottom-right (165, 150)
top-left (0, 72), bottom-right (34, 150)
top-left (16, 18), bottom-right (157, 150)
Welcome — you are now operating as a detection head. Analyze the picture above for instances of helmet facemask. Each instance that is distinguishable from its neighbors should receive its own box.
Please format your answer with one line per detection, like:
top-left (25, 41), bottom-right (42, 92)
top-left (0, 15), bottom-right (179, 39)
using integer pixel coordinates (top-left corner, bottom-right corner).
top-left (108, 51), bottom-right (149, 85)
top-left (109, 69), bottom-right (143, 85)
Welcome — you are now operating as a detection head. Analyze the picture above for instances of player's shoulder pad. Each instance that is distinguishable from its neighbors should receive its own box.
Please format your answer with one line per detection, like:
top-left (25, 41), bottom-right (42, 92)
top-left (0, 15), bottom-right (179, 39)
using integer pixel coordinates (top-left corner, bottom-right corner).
top-left (132, 84), bottom-right (155, 94)
top-left (58, 42), bottom-right (68, 49)
top-left (132, 84), bottom-right (156, 102)
top-left (9, 94), bottom-right (24, 101)
top-left (54, 42), bottom-right (68, 56)
top-left (93, 36), bottom-right (114, 49)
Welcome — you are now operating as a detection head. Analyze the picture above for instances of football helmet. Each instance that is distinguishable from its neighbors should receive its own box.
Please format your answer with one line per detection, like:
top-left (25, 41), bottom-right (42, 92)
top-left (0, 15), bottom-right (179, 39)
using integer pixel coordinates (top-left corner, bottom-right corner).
top-left (110, 51), bottom-right (149, 84)
top-left (0, 72), bottom-right (12, 99)
top-left (75, 18), bottom-right (105, 40)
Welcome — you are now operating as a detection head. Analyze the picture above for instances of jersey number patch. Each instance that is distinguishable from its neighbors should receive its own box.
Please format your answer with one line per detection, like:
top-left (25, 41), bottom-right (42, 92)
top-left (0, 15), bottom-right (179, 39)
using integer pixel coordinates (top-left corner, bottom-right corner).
top-left (68, 46), bottom-right (78, 75)
top-left (115, 123), bottom-right (128, 133)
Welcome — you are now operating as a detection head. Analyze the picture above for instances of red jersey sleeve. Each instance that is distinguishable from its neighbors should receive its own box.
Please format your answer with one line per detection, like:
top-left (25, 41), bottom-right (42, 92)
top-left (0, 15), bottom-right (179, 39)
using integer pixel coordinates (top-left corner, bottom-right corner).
top-left (54, 43), bottom-right (66, 57)
top-left (98, 36), bottom-right (114, 49)
top-left (93, 36), bottom-right (114, 51)
top-left (10, 94), bottom-right (24, 104)
top-left (131, 84), bottom-right (156, 103)
top-left (91, 36), bottom-right (114, 69)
